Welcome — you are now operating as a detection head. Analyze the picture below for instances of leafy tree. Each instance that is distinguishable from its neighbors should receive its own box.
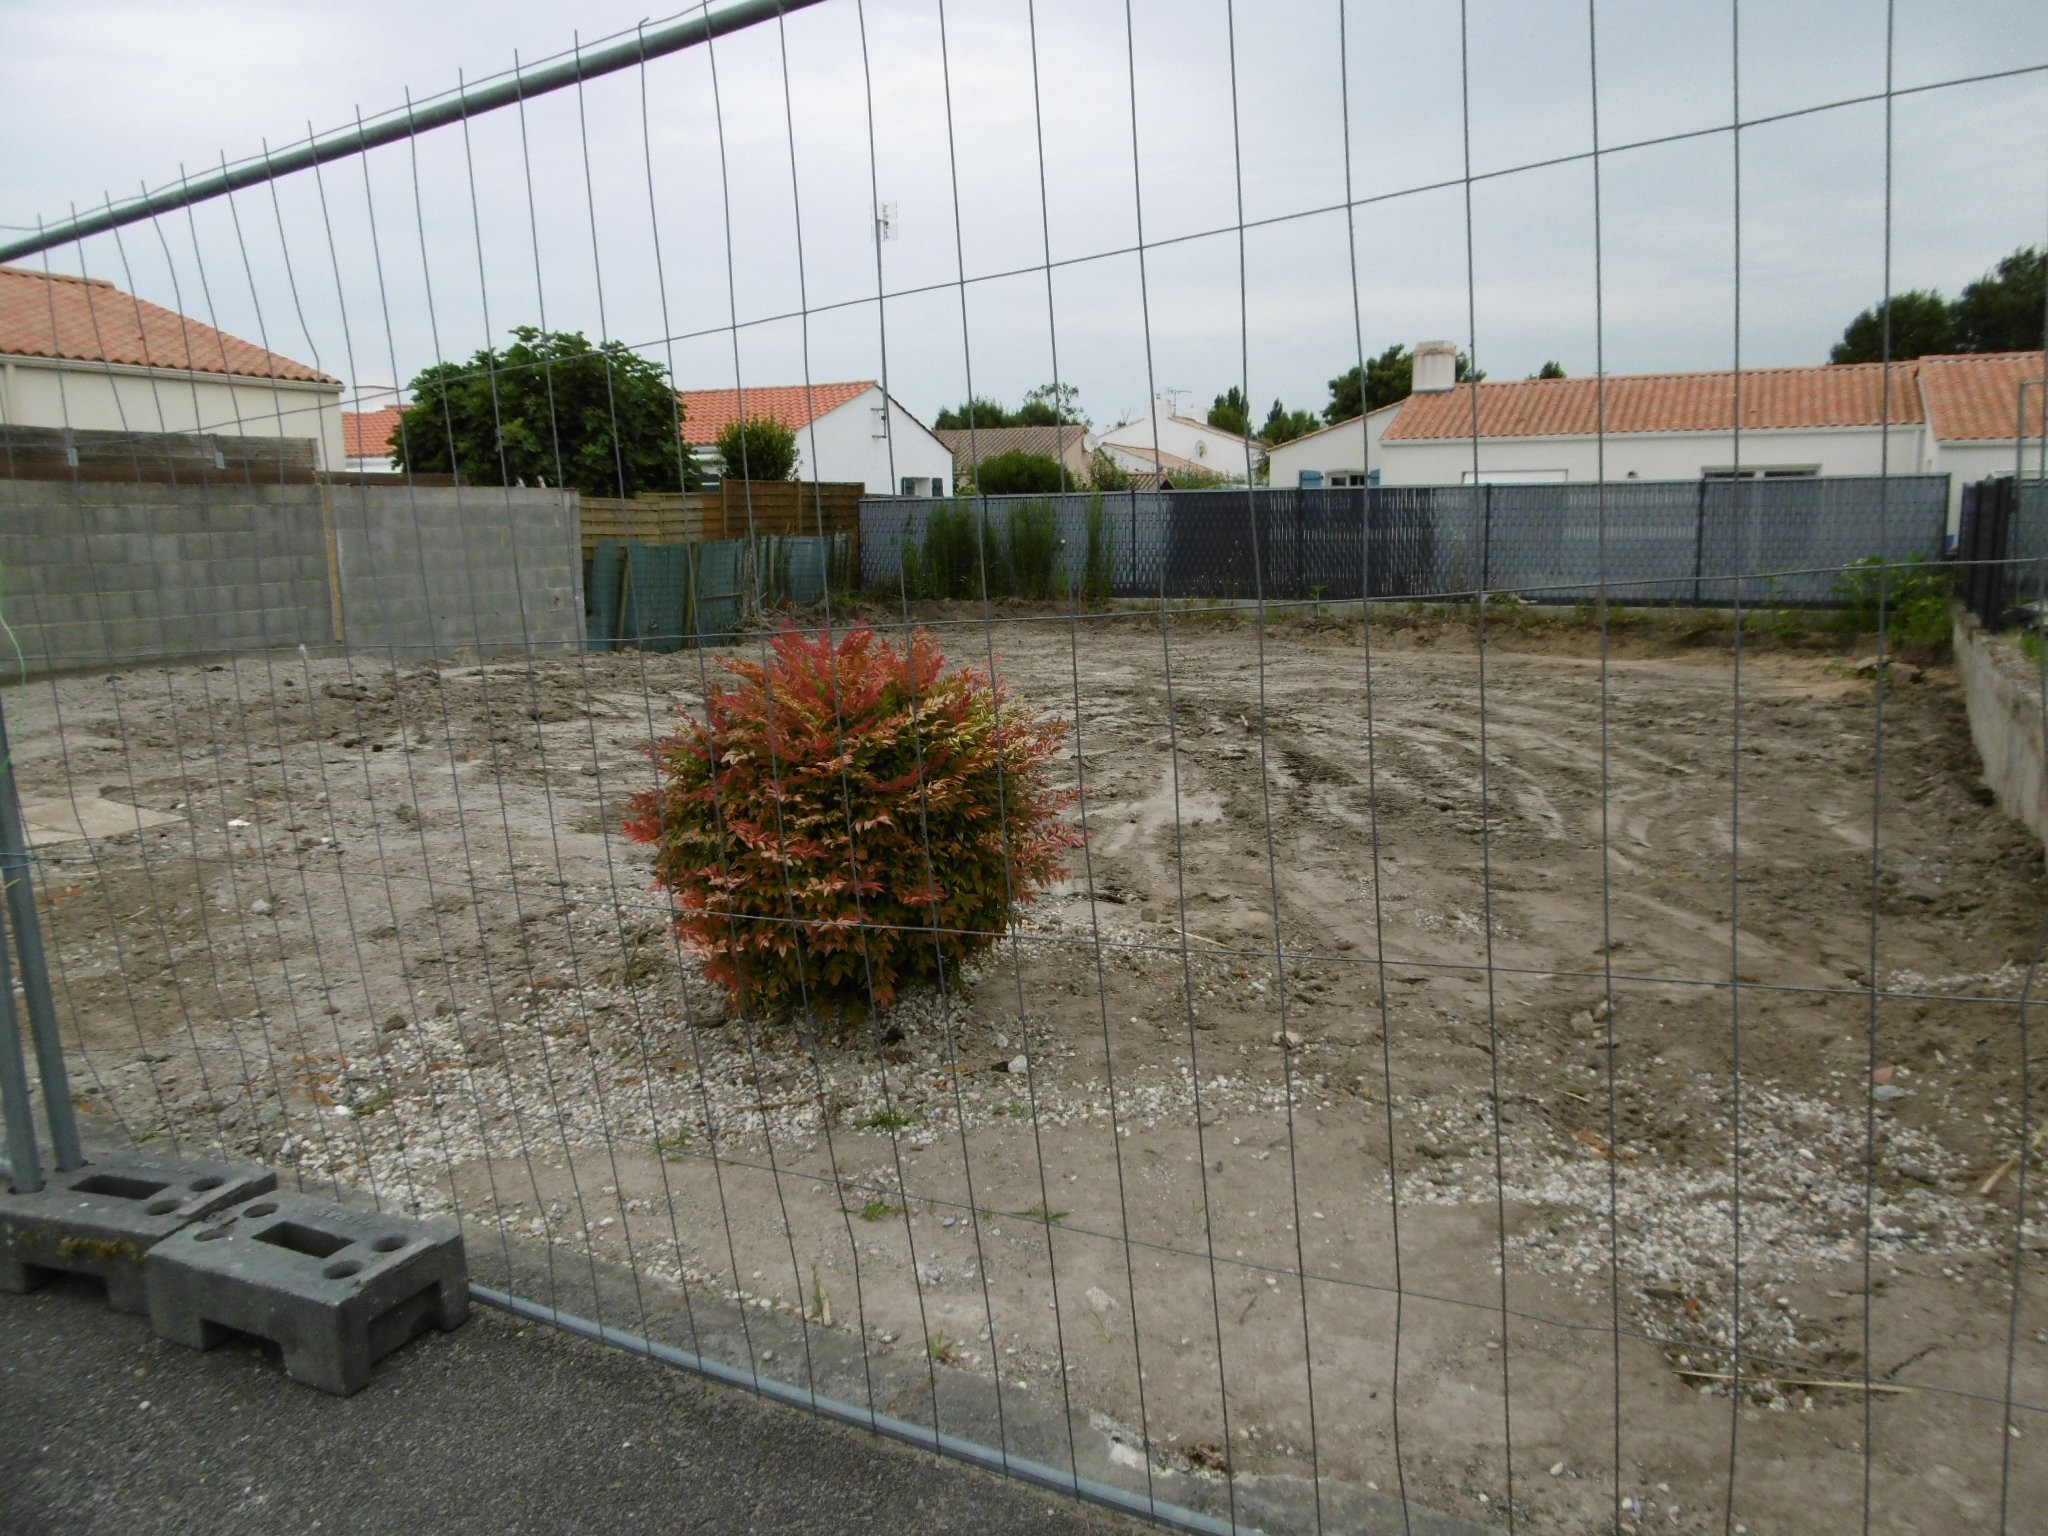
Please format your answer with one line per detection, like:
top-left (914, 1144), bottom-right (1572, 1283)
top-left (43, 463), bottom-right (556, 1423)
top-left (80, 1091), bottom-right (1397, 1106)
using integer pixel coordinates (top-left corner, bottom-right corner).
top-left (933, 396), bottom-right (1016, 430)
top-left (973, 450), bottom-right (1067, 495)
top-left (936, 384), bottom-right (1091, 432)
top-left (1325, 344), bottom-right (1482, 423)
top-left (1829, 289), bottom-right (1957, 364)
top-left (1087, 448), bottom-right (1134, 492)
top-left (1955, 246), bottom-right (2045, 353)
top-left (715, 416), bottom-right (800, 481)
top-left (1014, 382), bottom-right (1090, 428)
top-left (394, 325), bottom-right (695, 496)
top-left (1827, 249), bottom-right (2046, 363)
top-left (1534, 361), bottom-right (1568, 379)
top-left (1259, 399), bottom-right (1322, 445)
top-left (1207, 386), bottom-right (1250, 437)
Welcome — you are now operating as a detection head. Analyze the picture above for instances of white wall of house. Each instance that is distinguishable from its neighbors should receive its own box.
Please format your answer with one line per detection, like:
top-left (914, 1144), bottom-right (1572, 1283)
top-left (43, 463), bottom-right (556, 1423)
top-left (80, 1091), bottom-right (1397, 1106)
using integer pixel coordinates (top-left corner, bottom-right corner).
top-left (695, 386), bottom-right (951, 495)
top-left (1277, 421), bottom-right (1930, 489)
top-left (0, 355), bottom-right (345, 470)
top-left (1098, 396), bottom-right (1255, 478)
top-left (1265, 406), bottom-right (1400, 488)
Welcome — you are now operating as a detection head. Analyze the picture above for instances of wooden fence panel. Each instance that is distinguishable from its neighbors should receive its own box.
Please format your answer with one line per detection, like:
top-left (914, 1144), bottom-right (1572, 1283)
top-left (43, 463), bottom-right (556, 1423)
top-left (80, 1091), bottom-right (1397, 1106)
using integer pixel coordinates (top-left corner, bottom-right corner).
top-left (581, 483), bottom-right (863, 564)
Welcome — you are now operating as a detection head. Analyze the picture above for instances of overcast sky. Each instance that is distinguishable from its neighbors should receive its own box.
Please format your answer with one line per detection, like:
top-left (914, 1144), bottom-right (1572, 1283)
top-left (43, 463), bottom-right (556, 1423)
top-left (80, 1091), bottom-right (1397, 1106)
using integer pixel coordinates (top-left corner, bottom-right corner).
top-left (4, 0), bottom-right (2046, 433)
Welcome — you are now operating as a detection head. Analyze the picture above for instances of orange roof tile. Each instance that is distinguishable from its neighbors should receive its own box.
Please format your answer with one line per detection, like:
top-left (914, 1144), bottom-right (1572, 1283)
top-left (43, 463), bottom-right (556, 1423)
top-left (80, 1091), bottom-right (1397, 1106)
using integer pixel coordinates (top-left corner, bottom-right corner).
top-left (675, 381), bottom-right (873, 444)
top-left (343, 406), bottom-right (403, 460)
top-left (1917, 351), bottom-right (2047, 442)
top-left (1384, 361), bottom-right (1927, 441)
top-left (0, 264), bottom-right (338, 385)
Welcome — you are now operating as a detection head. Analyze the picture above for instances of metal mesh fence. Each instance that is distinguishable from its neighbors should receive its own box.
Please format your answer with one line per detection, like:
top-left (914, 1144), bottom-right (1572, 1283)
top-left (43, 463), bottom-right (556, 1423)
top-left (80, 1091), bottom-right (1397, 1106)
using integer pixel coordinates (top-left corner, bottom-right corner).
top-left (2, 4), bottom-right (2046, 1536)
top-left (864, 476), bottom-right (1953, 606)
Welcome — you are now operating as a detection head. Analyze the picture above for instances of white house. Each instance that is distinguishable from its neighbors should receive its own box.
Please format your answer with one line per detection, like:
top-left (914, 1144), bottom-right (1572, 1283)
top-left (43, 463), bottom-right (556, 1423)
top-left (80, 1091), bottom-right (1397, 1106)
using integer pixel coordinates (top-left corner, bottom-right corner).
top-left (1265, 340), bottom-right (2047, 532)
top-left (0, 264), bottom-right (345, 469)
top-left (1096, 394), bottom-right (1255, 482)
top-left (675, 380), bottom-right (952, 497)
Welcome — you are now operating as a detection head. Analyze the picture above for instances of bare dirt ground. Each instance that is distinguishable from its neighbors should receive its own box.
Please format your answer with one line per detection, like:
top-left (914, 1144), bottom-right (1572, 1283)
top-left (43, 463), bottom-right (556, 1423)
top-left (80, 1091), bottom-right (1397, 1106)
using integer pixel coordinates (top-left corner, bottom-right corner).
top-left (8, 605), bottom-right (2046, 1535)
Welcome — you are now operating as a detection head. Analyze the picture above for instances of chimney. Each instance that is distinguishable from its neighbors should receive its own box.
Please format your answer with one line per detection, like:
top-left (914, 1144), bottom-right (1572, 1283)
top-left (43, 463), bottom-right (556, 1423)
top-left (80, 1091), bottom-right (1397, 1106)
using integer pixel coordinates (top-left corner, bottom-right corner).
top-left (1411, 340), bottom-right (1458, 395)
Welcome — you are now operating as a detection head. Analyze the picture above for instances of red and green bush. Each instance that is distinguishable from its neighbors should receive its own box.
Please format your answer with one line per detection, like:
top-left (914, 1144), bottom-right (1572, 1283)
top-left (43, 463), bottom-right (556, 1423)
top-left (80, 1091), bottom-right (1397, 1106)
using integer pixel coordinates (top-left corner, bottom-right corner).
top-left (623, 624), bottom-right (1079, 1022)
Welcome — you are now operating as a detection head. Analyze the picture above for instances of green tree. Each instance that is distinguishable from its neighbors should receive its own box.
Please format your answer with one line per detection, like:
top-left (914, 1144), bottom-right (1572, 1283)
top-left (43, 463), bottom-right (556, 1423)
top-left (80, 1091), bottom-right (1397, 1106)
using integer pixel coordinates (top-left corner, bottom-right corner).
top-left (1013, 382), bottom-right (1090, 428)
top-left (1087, 448), bottom-right (1134, 492)
top-left (933, 396), bottom-right (1016, 430)
top-left (715, 416), bottom-right (800, 481)
top-left (394, 326), bottom-right (695, 496)
top-left (1325, 344), bottom-right (1482, 423)
top-left (1207, 386), bottom-right (1250, 437)
top-left (973, 450), bottom-right (1067, 495)
top-left (1534, 361), bottom-right (1567, 379)
top-left (1954, 246), bottom-right (2046, 353)
top-left (1259, 399), bottom-right (1322, 445)
top-left (1829, 289), bottom-right (1957, 364)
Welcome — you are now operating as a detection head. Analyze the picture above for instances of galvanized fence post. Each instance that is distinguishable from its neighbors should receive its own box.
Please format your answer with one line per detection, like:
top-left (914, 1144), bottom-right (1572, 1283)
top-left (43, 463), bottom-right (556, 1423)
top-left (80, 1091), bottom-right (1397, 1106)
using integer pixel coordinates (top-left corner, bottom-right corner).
top-left (0, 695), bottom-right (80, 1185)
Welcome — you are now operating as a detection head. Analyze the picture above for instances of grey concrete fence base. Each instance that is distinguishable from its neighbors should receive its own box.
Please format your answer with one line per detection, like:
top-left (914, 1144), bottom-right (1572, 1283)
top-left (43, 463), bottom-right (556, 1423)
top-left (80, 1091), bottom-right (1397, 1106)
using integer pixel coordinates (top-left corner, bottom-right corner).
top-left (0, 1152), bottom-right (275, 1312)
top-left (145, 1192), bottom-right (468, 1396)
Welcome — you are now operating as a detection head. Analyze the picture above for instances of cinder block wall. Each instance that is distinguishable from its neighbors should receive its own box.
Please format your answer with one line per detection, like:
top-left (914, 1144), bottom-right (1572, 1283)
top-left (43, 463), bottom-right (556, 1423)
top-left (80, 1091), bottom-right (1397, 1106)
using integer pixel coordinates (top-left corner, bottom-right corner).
top-left (0, 480), bottom-right (331, 669)
top-left (327, 484), bottom-right (583, 659)
top-left (0, 479), bottom-right (583, 676)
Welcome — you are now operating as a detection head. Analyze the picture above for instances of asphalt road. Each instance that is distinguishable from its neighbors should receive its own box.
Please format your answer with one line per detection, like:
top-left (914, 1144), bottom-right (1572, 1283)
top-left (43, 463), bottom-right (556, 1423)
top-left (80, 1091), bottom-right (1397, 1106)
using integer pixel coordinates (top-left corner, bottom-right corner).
top-left (0, 1279), bottom-right (1138, 1536)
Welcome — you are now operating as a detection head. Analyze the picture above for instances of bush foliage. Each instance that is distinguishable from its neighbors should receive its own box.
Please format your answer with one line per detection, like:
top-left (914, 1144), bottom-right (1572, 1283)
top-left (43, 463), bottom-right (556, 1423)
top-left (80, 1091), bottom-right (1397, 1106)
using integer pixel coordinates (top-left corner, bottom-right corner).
top-left (1832, 555), bottom-right (1955, 650)
top-left (394, 326), bottom-right (697, 497)
top-left (714, 416), bottom-right (800, 481)
top-left (973, 450), bottom-right (1070, 495)
top-left (623, 625), bottom-right (1080, 1022)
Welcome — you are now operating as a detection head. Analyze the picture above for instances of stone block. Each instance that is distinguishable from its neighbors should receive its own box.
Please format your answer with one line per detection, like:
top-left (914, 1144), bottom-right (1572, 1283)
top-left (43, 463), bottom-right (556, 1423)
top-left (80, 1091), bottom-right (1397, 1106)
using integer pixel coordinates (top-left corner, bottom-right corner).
top-left (145, 1193), bottom-right (467, 1396)
top-left (0, 1153), bottom-right (276, 1313)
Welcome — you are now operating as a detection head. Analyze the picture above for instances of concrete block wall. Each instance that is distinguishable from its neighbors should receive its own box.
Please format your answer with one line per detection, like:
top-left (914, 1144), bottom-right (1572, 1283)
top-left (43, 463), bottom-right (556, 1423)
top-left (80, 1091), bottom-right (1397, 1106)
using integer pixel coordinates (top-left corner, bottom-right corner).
top-left (1954, 608), bottom-right (2047, 862)
top-left (0, 480), bottom-right (331, 670)
top-left (327, 484), bottom-right (582, 658)
top-left (1, 478), bottom-right (583, 677)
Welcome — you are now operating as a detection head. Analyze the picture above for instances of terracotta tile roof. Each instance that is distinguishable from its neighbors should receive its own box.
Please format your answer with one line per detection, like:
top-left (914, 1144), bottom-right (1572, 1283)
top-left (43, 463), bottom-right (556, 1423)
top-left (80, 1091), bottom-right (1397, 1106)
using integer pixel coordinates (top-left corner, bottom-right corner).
top-left (675, 381), bottom-right (873, 444)
top-left (1384, 361), bottom-right (1935, 441)
top-left (1917, 351), bottom-right (2047, 442)
top-left (0, 264), bottom-right (338, 385)
top-left (1108, 442), bottom-right (1238, 478)
top-left (342, 406), bottom-right (403, 460)
top-left (934, 424), bottom-right (1092, 476)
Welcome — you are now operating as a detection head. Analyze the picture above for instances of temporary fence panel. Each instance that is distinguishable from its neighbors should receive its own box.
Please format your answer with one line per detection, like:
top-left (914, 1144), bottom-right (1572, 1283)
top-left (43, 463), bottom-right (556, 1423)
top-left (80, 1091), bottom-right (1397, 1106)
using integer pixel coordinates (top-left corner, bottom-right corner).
top-left (2, 6), bottom-right (2044, 1536)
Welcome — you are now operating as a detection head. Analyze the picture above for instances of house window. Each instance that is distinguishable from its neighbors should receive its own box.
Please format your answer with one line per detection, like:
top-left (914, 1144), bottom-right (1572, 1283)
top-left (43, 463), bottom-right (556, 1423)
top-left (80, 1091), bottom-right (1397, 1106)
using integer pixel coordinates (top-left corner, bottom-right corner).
top-left (1701, 465), bottom-right (1821, 479)
top-left (932, 477), bottom-right (944, 498)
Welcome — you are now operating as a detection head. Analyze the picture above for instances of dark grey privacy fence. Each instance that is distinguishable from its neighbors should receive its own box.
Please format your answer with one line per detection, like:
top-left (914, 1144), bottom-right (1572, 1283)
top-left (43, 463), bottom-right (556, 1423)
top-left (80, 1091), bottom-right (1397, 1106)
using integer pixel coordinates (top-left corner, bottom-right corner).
top-left (864, 475), bottom-right (1952, 606)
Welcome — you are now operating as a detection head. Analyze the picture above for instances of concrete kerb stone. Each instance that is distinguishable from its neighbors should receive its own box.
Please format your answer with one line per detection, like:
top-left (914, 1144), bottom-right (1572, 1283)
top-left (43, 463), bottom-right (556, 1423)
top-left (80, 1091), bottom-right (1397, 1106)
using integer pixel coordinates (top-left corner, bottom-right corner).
top-left (145, 1192), bottom-right (468, 1396)
top-left (0, 1152), bottom-right (277, 1313)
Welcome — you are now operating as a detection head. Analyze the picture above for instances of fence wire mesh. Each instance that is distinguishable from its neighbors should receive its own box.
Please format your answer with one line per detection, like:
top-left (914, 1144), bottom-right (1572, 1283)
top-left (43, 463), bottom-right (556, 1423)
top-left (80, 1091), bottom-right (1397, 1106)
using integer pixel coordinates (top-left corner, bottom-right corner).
top-left (3, 3), bottom-right (2047, 1534)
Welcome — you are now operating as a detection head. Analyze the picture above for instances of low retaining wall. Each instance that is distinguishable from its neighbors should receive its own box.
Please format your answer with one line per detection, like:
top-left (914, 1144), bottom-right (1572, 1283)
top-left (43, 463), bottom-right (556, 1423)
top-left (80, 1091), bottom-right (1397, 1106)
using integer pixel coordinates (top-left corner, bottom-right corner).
top-left (1954, 606), bottom-right (2047, 859)
top-left (1, 478), bottom-right (581, 674)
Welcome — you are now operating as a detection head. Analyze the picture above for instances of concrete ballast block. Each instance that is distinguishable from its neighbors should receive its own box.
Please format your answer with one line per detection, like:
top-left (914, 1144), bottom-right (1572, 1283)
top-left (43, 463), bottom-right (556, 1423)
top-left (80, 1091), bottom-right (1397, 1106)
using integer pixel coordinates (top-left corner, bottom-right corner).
top-left (145, 1193), bottom-right (468, 1395)
top-left (0, 1153), bottom-right (277, 1312)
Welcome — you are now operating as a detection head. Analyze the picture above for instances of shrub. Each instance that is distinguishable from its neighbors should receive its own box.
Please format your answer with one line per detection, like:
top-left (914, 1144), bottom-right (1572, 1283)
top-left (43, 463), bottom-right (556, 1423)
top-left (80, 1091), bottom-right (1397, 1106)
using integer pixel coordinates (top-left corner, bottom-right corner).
top-left (1832, 555), bottom-right (1954, 649)
top-left (1005, 500), bottom-right (1062, 600)
top-left (715, 416), bottom-right (800, 481)
top-left (1080, 492), bottom-right (1115, 603)
top-left (1087, 448), bottom-right (1134, 492)
top-left (902, 501), bottom-right (989, 599)
top-left (623, 624), bottom-right (1080, 1022)
top-left (973, 450), bottom-right (1067, 495)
